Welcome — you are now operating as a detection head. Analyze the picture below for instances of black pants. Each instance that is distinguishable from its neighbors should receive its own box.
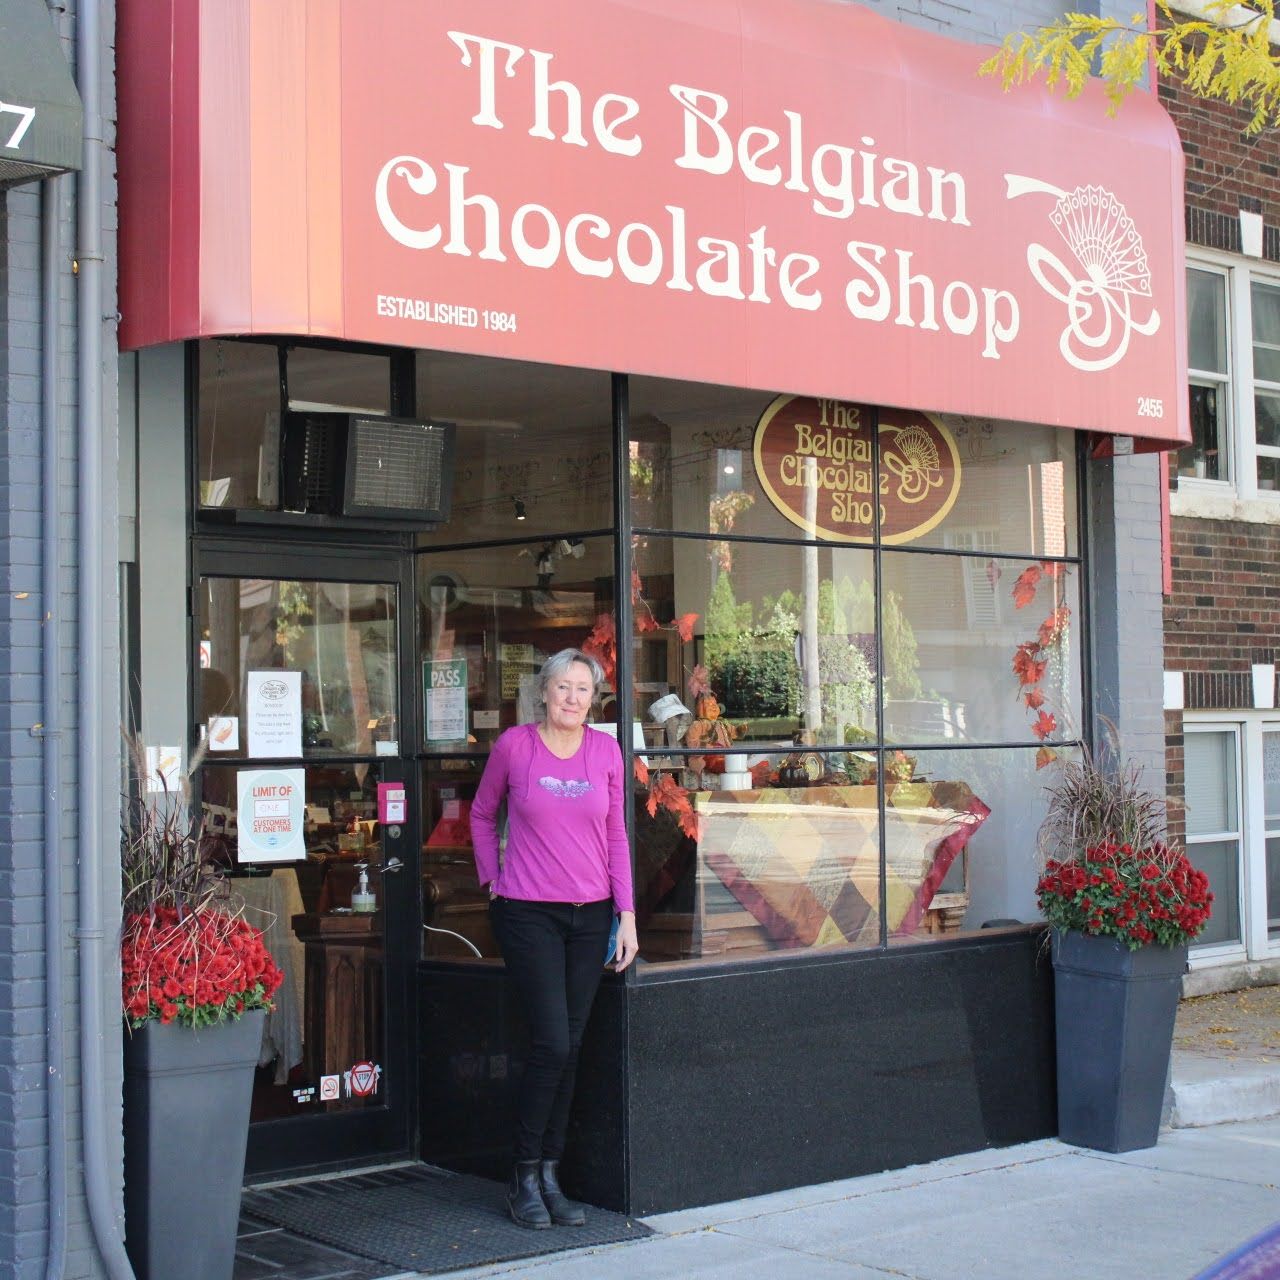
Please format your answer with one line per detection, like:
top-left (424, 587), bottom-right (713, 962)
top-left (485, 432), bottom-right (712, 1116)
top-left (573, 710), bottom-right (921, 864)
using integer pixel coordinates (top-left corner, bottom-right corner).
top-left (489, 896), bottom-right (613, 1162)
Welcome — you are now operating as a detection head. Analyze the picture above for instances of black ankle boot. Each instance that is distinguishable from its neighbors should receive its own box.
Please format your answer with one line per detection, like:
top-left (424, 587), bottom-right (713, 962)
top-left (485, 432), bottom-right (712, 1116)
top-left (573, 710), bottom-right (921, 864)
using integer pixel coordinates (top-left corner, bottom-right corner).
top-left (507, 1160), bottom-right (551, 1229)
top-left (539, 1159), bottom-right (586, 1226)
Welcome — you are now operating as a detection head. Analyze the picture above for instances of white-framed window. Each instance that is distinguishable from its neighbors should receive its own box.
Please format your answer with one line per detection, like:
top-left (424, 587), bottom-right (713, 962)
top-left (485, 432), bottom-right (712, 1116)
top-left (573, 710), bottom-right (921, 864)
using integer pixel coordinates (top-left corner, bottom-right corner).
top-left (1182, 714), bottom-right (1280, 963)
top-left (1174, 253), bottom-right (1280, 501)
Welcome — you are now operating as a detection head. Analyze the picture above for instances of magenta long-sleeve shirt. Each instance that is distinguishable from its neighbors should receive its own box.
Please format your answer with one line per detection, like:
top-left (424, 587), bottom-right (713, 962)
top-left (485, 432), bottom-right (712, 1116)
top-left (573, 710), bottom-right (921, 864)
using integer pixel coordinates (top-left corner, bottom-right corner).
top-left (470, 723), bottom-right (635, 913)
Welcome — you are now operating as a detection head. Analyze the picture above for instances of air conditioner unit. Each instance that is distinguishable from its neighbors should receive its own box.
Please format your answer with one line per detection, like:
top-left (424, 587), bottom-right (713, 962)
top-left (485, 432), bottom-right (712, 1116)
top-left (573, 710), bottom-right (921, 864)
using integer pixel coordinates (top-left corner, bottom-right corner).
top-left (280, 413), bottom-right (456, 524)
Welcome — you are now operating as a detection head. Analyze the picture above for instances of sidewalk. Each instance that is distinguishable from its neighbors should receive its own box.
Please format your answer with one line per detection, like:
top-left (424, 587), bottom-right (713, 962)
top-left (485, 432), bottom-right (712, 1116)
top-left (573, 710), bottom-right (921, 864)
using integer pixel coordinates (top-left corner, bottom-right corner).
top-left (423, 1117), bottom-right (1280, 1280)
top-left (412, 988), bottom-right (1280, 1280)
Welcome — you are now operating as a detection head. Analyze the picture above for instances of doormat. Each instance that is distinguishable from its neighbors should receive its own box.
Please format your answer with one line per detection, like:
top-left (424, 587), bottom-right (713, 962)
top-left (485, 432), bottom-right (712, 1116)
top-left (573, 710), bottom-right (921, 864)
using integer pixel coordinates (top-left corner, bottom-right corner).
top-left (240, 1165), bottom-right (654, 1274)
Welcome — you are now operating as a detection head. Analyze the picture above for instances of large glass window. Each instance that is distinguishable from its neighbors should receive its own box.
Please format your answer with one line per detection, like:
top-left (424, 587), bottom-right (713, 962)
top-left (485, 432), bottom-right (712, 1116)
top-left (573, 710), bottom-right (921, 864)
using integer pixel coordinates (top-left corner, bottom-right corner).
top-left (880, 552), bottom-right (1081, 745)
top-left (1175, 268), bottom-right (1230, 484)
top-left (197, 578), bottom-right (398, 759)
top-left (415, 351), bottom-right (612, 543)
top-left (1184, 727), bottom-right (1243, 948)
top-left (1253, 281), bottom-right (1280, 491)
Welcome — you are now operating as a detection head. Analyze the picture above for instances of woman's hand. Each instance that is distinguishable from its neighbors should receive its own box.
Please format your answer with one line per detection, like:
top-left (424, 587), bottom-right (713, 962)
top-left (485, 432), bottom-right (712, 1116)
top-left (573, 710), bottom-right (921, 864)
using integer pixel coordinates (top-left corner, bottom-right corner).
top-left (614, 911), bottom-right (639, 971)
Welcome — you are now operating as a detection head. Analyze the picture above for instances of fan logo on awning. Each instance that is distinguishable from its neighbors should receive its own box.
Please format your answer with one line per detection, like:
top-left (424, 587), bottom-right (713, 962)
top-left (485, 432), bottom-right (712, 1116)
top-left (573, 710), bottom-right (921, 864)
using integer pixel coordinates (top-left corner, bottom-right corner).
top-left (1006, 176), bottom-right (1160, 373)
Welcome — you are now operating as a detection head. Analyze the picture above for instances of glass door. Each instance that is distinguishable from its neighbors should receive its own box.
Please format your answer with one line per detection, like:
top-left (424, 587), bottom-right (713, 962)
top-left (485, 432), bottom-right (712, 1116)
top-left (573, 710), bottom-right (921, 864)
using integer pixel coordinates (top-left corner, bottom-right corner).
top-left (192, 544), bottom-right (418, 1175)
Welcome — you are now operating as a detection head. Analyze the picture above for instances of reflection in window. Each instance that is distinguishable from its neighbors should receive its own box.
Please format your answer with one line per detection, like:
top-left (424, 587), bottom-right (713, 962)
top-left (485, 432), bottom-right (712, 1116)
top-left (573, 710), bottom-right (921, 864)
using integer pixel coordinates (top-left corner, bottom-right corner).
top-left (197, 578), bottom-right (398, 759)
top-left (416, 538), bottom-right (616, 753)
top-left (1184, 729), bottom-right (1242, 947)
top-left (197, 340), bottom-right (280, 511)
top-left (1175, 268), bottom-right (1230, 485)
top-left (631, 537), bottom-right (876, 751)
top-left (880, 552), bottom-right (1081, 746)
top-left (415, 350), bottom-right (612, 543)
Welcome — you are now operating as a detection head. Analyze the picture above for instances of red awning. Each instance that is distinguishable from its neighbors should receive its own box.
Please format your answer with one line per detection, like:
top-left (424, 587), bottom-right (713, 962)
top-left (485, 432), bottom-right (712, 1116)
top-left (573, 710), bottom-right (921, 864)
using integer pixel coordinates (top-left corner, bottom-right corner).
top-left (117, 0), bottom-right (1189, 445)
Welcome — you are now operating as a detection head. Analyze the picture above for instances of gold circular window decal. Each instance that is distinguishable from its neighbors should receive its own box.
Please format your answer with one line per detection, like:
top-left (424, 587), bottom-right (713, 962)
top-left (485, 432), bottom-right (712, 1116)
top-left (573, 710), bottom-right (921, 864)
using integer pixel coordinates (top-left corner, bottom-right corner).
top-left (752, 396), bottom-right (962, 544)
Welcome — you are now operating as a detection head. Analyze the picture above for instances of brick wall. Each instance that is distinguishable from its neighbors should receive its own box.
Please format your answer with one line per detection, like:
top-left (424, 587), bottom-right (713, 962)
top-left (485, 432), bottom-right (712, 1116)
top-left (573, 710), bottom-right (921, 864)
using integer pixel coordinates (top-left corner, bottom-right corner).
top-left (1165, 515), bottom-right (1280, 677)
top-left (1159, 40), bottom-right (1280, 258)
top-left (0, 2), bottom-right (120, 1277)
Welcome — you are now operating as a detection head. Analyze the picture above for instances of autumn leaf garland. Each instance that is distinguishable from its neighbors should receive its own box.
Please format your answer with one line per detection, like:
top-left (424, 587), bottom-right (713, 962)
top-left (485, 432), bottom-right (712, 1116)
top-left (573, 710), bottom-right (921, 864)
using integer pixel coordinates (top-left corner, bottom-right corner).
top-left (1009, 561), bottom-right (1070, 768)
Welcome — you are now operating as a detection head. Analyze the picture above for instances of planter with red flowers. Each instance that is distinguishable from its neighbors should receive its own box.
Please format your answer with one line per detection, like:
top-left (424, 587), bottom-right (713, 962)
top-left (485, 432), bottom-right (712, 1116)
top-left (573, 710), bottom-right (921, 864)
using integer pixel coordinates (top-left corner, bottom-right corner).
top-left (1036, 749), bottom-right (1214, 1154)
top-left (120, 757), bottom-right (283, 1280)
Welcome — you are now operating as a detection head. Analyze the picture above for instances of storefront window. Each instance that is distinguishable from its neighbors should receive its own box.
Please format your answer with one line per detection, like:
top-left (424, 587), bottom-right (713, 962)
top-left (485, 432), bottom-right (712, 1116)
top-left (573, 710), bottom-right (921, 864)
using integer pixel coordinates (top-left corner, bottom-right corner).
top-left (196, 577), bottom-right (398, 759)
top-left (626, 375), bottom-right (1083, 966)
top-left (416, 536), bottom-right (615, 754)
top-left (630, 377), bottom-right (1077, 556)
top-left (879, 551), bottom-right (1081, 745)
top-left (416, 535), bottom-right (617, 960)
top-left (197, 340), bottom-right (280, 511)
top-left (631, 536), bottom-right (876, 749)
top-left (415, 351), bottom-right (612, 543)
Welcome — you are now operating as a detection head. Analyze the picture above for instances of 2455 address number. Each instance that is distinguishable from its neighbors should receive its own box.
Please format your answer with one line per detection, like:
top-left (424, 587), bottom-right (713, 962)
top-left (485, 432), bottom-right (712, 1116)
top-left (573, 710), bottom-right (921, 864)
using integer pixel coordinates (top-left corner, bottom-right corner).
top-left (1137, 397), bottom-right (1164, 419)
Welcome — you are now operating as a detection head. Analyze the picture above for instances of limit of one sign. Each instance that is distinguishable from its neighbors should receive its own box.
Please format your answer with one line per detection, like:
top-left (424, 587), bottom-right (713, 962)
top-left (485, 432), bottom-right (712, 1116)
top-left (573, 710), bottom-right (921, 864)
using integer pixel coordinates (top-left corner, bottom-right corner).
top-left (236, 768), bottom-right (306, 863)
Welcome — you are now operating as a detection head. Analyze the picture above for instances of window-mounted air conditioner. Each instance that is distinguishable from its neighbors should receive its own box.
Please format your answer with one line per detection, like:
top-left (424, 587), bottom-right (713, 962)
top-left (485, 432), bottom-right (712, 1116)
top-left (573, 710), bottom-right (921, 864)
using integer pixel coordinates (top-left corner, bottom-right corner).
top-left (280, 413), bottom-right (456, 524)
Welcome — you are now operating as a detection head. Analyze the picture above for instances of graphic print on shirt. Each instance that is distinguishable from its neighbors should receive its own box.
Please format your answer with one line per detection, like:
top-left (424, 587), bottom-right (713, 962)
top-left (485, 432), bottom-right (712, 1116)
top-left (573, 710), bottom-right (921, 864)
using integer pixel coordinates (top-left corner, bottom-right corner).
top-left (538, 777), bottom-right (594, 799)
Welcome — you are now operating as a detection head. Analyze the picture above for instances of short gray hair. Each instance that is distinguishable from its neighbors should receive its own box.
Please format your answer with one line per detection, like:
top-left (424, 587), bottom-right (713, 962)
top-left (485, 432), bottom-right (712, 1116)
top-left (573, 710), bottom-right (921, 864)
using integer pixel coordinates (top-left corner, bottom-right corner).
top-left (537, 648), bottom-right (605, 706)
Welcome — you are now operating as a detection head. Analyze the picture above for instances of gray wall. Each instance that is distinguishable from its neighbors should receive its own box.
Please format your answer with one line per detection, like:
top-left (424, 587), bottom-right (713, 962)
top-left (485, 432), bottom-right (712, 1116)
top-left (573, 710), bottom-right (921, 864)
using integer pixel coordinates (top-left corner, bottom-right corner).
top-left (0, 1), bottom-right (121, 1277)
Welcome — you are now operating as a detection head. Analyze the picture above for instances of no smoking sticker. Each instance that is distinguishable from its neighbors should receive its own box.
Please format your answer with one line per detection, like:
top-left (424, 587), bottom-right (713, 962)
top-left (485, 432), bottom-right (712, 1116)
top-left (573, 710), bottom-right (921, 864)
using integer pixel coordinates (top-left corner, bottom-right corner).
top-left (319, 1074), bottom-right (340, 1101)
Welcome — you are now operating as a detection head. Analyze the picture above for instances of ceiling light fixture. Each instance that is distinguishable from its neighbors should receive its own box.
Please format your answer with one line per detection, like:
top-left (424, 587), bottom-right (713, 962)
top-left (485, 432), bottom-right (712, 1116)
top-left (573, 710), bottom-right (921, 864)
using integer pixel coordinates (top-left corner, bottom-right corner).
top-left (514, 497), bottom-right (527, 521)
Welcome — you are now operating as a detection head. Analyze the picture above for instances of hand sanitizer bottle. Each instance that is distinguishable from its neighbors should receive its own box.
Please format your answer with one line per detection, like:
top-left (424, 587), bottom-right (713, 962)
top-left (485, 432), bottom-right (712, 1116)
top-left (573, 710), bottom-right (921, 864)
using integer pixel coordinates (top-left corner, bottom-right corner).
top-left (351, 862), bottom-right (377, 913)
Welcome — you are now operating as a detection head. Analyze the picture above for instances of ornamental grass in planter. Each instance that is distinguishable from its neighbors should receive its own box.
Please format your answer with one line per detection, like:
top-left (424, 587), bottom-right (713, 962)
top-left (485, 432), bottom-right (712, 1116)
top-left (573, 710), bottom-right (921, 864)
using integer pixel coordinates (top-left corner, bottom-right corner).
top-left (1035, 744), bottom-right (1214, 1153)
top-left (121, 746), bottom-right (283, 1280)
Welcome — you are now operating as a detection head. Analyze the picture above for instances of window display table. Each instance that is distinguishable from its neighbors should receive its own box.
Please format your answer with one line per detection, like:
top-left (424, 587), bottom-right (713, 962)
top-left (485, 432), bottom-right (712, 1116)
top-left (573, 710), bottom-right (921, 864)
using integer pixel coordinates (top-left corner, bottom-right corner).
top-left (640, 781), bottom-right (990, 959)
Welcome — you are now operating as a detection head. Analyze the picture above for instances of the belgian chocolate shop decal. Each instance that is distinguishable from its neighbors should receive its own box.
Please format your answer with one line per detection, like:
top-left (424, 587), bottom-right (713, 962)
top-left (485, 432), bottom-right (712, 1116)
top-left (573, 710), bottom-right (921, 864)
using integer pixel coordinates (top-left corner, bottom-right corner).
top-left (753, 396), bottom-right (961, 545)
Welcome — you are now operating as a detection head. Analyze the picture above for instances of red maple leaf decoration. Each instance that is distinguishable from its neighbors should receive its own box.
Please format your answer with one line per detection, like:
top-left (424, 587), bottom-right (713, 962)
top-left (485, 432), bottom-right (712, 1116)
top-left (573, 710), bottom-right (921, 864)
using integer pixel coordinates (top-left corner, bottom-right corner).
top-left (1011, 565), bottom-right (1042, 609)
top-left (648, 774), bottom-right (699, 840)
top-left (675, 612), bottom-right (699, 642)
top-left (1039, 561), bottom-right (1065, 580)
top-left (1023, 688), bottom-right (1046, 710)
top-left (1035, 745), bottom-right (1058, 770)
top-left (1012, 643), bottom-right (1048, 686)
top-left (1037, 606), bottom-right (1071, 650)
top-left (1031, 709), bottom-right (1057, 741)
top-left (582, 613), bottom-right (617, 688)
top-left (687, 664), bottom-right (711, 699)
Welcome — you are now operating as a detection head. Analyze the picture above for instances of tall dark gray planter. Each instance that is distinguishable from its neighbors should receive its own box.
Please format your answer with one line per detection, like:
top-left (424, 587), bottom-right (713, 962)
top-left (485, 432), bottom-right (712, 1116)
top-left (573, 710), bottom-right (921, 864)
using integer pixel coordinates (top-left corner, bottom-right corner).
top-left (1051, 928), bottom-right (1187, 1153)
top-left (124, 1009), bottom-right (264, 1280)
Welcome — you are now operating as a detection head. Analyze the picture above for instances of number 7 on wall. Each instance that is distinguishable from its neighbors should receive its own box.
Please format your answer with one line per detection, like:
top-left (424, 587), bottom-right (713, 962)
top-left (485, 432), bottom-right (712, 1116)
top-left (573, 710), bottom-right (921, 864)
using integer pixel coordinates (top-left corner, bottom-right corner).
top-left (0, 100), bottom-right (36, 150)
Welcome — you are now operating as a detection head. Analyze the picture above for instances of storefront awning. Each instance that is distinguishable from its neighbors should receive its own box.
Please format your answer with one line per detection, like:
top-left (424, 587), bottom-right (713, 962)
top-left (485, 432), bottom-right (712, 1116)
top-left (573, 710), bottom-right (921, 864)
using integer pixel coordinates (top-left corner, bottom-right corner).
top-left (0, 0), bottom-right (82, 187)
top-left (116, 0), bottom-right (1189, 446)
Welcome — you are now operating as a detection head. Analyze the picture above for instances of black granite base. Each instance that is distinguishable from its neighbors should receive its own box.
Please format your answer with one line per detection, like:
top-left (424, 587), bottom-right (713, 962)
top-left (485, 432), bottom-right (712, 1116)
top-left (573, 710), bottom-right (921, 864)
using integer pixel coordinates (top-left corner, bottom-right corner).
top-left (417, 930), bottom-right (1056, 1216)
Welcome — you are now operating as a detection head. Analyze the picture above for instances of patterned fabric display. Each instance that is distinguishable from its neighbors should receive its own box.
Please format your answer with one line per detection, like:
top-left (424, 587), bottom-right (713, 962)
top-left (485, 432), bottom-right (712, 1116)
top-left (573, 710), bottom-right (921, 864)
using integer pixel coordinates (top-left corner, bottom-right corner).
top-left (700, 782), bottom-right (990, 948)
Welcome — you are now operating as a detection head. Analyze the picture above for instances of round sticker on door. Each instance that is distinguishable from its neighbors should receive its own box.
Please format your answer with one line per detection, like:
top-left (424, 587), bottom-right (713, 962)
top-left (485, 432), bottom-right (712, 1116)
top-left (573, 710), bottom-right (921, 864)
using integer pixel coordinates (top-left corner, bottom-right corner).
top-left (348, 1061), bottom-right (380, 1097)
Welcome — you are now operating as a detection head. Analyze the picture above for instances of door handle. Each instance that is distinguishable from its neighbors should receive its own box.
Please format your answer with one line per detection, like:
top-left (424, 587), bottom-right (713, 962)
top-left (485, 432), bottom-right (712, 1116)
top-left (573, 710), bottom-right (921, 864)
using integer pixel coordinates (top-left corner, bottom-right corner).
top-left (384, 856), bottom-right (405, 874)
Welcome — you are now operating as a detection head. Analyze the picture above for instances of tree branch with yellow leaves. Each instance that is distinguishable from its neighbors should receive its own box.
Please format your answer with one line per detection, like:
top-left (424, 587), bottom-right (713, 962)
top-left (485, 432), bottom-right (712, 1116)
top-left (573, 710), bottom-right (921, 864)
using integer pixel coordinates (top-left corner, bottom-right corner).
top-left (979, 0), bottom-right (1280, 134)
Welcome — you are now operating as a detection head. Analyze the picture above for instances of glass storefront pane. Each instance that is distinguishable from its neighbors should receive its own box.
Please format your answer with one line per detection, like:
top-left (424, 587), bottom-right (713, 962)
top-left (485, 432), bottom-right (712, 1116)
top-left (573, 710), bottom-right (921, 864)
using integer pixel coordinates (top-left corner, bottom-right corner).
top-left (1188, 268), bottom-right (1227, 374)
top-left (879, 552), bottom-right (1081, 745)
top-left (285, 347), bottom-right (390, 414)
top-left (633, 761), bottom-right (881, 961)
top-left (632, 536), bottom-right (876, 749)
top-left (416, 537), bottom-right (616, 752)
top-left (1184, 731), bottom-right (1238, 836)
top-left (421, 758), bottom-right (495, 961)
top-left (629, 378), bottom-right (1077, 557)
top-left (909, 414), bottom-right (1078, 556)
top-left (198, 763), bottom-right (390, 1119)
top-left (414, 350), bottom-right (612, 543)
top-left (1187, 838), bottom-right (1241, 947)
top-left (887, 746), bottom-right (1058, 945)
top-left (197, 340), bottom-right (281, 511)
top-left (197, 578), bottom-right (398, 759)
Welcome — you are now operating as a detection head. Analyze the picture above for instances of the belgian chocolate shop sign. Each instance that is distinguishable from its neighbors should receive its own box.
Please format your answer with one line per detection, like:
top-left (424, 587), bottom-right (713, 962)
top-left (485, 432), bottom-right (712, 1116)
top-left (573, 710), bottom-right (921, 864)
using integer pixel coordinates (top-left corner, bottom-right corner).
top-left (754, 397), bottom-right (961, 544)
top-left (122, 0), bottom-right (1190, 445)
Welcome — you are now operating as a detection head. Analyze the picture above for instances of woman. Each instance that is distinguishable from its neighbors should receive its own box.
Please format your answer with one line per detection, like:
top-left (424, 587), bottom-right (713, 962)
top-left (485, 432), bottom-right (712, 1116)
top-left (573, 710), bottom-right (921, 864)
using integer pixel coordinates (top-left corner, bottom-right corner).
top-left (470, 648), bottom-right (639, 1229)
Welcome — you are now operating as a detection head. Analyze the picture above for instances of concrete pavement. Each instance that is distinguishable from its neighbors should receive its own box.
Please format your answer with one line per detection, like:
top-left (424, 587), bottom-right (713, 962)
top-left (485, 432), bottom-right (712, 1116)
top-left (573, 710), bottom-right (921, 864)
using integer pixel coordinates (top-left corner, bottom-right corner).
top-left (403, 988), bottom-right (1280, 1280)
top-left (420, 1117), bottom-right (1280, 1280)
